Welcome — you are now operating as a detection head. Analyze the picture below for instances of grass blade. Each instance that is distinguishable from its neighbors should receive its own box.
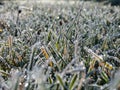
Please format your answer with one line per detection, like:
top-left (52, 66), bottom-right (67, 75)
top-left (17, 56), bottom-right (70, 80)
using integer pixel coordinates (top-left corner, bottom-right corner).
top-left (56, 74), bottom-right (65, 89)
top-left (69, 74), bottom-right (77, 90)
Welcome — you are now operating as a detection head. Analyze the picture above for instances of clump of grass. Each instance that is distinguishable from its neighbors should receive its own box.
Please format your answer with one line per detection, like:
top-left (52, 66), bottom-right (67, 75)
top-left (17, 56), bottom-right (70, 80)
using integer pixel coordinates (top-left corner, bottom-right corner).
top-left (0, 1), bottom-right (120, 90)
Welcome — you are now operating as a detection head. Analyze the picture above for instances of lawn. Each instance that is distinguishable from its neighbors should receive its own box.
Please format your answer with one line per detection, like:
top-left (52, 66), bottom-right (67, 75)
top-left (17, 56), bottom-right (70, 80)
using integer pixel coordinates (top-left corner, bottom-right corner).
top-left (0, 1), bottom-right (120, 90)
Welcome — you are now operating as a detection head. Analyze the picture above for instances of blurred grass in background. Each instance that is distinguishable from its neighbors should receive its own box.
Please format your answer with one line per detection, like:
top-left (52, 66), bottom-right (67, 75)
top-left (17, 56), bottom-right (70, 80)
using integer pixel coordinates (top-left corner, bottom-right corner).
top-left (0, 0), bottom-right (120, 90)
top-left (84, 0), bottom-right (120, 5)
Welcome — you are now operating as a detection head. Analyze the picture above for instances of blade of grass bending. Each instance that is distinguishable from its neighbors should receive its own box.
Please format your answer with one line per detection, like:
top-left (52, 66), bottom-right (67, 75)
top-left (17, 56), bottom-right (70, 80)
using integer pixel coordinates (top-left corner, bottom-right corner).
top-left (48, 43), bottom-right (67, 65)
top-left (41, 46), bottom-right (53, 67)
top-left (84, 47), bottom-right (114, 70)
top-left (56, 74), bottom-right (65, 89)
top-left (69, 74), bottom-right (77, 90)
top-left (41, 46), bottom-right (49, 59)
top-left (84, 46), bottom-right (103, 61)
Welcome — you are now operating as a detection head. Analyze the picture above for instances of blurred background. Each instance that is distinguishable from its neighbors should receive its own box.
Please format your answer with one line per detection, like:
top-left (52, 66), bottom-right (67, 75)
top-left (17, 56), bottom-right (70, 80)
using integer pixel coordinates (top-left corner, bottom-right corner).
top-left (0, 0), bottom-right (120, 6)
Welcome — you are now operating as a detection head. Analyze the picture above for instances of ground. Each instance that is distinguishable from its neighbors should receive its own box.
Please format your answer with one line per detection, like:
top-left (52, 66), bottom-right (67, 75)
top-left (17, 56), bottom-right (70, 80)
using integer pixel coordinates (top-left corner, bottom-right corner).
top-left (0, 1), bottom-right (120, 90)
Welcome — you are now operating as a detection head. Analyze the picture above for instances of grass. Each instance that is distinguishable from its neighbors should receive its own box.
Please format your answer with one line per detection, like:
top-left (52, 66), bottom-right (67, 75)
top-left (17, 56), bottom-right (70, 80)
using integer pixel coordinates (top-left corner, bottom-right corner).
top-left (0, 1), bottom-right (120, 90)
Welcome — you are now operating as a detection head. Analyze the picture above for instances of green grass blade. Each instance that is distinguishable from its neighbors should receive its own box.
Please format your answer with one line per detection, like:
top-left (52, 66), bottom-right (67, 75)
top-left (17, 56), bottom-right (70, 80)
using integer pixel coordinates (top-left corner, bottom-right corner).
top-left (69, 74), bottom-right (77, 90)
top-left (56, 74), bottom-right (65, 89)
